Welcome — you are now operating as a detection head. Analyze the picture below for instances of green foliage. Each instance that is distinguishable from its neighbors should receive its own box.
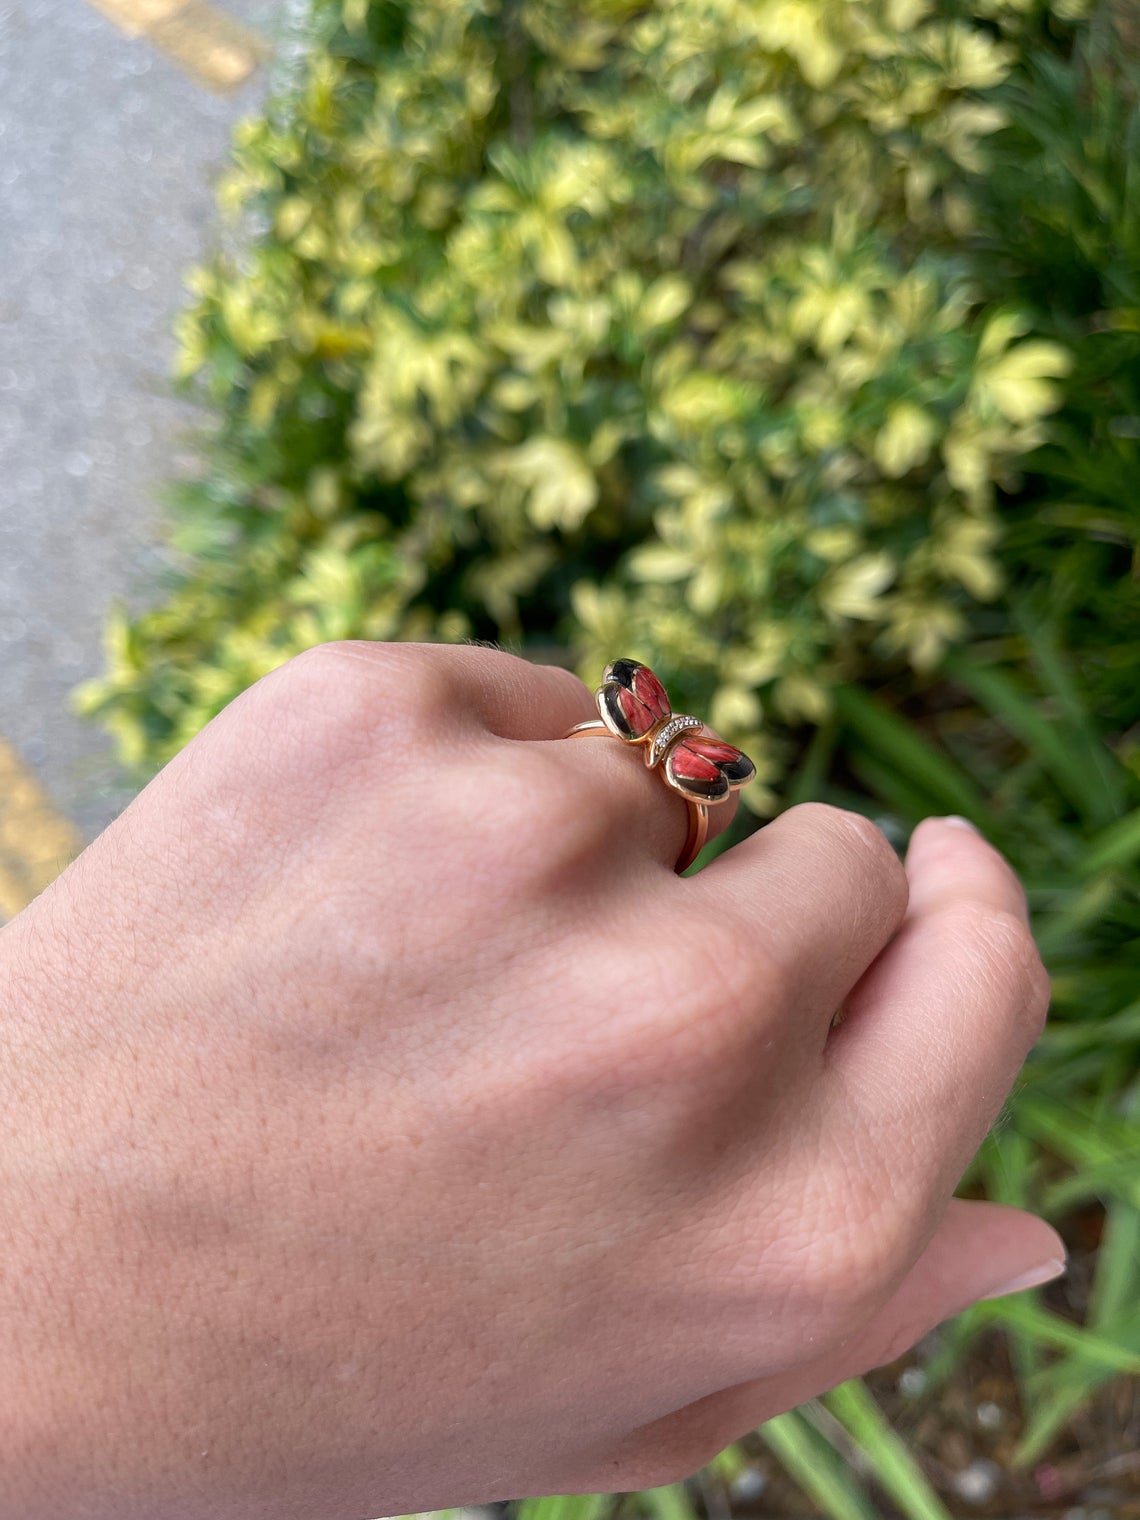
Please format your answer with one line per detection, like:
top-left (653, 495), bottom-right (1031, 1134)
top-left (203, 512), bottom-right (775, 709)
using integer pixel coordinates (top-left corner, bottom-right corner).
top-left (964, 3), bottom-right (1140, 737)
top-left (822, 626), bottom-right (1140, 1506)
top-left (77, 0), bottom-right (1075, 809)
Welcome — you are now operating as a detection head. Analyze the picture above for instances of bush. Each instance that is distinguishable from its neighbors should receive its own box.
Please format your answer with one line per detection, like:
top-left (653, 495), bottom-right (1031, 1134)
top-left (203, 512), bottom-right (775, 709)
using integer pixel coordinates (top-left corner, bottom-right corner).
top-left (78, 0), bottom-right (1074, 808)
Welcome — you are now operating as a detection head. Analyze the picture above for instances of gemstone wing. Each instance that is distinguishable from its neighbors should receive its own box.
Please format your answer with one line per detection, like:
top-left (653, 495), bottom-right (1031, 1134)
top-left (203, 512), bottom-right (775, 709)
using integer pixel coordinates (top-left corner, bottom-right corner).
top-left (664, 734), bottom-right (756, 803)
top-left (597, 658), bottom-right (672, 741)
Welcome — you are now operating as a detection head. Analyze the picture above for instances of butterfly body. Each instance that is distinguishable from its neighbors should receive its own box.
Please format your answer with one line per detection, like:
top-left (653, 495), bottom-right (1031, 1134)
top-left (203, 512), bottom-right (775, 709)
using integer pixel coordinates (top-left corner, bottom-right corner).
top-left (597, 659), bottom-right (755, 804)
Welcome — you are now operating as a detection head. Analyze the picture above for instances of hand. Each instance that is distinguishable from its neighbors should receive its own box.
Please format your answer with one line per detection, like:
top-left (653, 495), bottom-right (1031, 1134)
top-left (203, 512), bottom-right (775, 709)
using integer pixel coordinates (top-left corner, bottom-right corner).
top-left (0, 642), bottom-right (1060, 1520)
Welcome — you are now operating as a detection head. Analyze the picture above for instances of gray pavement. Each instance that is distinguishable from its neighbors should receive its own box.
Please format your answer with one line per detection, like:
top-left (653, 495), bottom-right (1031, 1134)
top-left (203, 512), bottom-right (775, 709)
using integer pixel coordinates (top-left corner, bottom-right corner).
top-left (0, 0), bottom-right (279, 839)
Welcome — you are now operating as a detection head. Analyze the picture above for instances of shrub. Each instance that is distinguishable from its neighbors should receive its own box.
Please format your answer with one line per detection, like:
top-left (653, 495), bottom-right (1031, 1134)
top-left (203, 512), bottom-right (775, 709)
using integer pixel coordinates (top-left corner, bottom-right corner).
top-left (77, 0), bottom-right (1074, 809)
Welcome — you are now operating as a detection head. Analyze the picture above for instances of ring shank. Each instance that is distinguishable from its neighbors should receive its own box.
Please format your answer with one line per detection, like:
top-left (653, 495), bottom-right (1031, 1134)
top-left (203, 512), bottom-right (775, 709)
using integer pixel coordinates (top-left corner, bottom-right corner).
top-left (562, 719), bottom-right (709, 873)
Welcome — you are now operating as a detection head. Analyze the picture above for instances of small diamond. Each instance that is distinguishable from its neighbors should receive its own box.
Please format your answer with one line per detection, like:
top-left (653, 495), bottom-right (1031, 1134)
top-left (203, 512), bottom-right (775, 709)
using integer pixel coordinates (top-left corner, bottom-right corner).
top-left (650, 714), bottom-right (701, 762)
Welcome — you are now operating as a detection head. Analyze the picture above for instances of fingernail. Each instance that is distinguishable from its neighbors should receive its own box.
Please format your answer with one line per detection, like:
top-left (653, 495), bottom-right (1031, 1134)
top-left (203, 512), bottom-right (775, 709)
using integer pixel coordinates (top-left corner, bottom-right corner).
top-left (979, 1257), bottom-right (1066, 1301)
top-left (940, 815), bottom-right (980, 833)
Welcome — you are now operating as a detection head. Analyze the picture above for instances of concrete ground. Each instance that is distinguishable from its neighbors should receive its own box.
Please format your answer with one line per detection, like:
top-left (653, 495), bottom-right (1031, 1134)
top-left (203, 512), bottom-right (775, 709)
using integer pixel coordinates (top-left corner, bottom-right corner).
top-left (0, 0), bottom-right (278, 863)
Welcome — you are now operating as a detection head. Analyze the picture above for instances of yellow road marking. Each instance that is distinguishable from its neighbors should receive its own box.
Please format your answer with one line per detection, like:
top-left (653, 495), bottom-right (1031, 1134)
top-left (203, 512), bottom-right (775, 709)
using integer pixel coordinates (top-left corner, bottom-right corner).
top-left (0, 740), bottom-right (83, 923)
top-left (87, 0), bottom-right (265, 92)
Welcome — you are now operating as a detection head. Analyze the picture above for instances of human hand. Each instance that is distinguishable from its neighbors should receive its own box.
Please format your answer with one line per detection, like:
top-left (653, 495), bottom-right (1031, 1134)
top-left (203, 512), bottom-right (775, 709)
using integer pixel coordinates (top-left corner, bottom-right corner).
top-left (0, 642), bottom-right (1061, 1520)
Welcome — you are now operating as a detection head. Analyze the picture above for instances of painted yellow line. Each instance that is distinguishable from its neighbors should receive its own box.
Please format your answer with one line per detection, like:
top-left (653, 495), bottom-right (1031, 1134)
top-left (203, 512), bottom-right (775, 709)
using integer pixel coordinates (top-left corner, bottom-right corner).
top-left (87, 0), bottom-right (265, 92)
top-left (0, 740), bottom-right (83, 923)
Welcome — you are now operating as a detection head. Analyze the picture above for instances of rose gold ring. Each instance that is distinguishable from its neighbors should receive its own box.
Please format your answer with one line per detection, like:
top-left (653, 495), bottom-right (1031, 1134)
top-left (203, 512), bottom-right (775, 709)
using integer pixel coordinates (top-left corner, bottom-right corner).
top-left (563, 658), bottom-right (756, 873)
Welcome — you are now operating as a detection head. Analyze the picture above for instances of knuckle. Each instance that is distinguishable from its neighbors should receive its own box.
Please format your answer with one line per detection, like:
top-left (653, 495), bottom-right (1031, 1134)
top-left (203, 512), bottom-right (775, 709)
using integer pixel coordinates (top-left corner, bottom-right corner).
top-left (286, 641), bottom-right (449, 712)
top-left (939, 902), bottom-right (1050, 1039)
top-left (264, 641), bottom-right (369, 724)
top-left (274, 639), bottom-right (373, 698)
top-left (266, 641), bottom-right (449, 761)
top-left (785, 803), bottom-right (907, 906)
top-left (542, 659), bottom-right (595, 710)
top-left (804, 1168), bottom-right (916, 1312)
top-left (780, 799), bottom-right (836, 835)
top-left (785, 800), bottom-right (871, 847)
top-left (838, 809), bottom-right (907, 899)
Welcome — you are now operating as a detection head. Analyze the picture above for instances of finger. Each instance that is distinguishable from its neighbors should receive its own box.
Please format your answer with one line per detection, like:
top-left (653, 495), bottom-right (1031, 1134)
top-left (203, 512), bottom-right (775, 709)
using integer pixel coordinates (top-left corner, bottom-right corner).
top-left (767, 1200), bottom-right (1064, 1406)
top-left (828, 816), bottom-right (1050, 1193)
top-left (268, 642), bottom-right (735, 871)
top-left (554, 724), bottom-right (742, 872)
top-left (322, 638), bottom-right (743, 864)
top-left (906, 814), bottom-right (1031, 921)
top-left (415, 639), bottom-right (740, 866)
top-left (396, 640), bottom-right (727, 866)
top-left (594, 1200), bottom-right (1064, 1489)
top-left (329, 639), bottom-right (598, 740)
top-left (845, 1197), bottom-right (1066, 1358)
top-left (683, 804), bottom-right (909, 1044)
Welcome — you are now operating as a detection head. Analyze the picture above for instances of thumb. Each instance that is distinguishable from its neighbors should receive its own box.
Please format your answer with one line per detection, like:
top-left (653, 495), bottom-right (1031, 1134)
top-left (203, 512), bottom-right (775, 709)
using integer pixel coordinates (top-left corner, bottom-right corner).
top-left (844, 1198), bottom-right (1067, 1370)
top-left (759, 1200), bottom-right (1065, 1405)
top-left (594, 1201), bottom-right (1065, 1484)
top-left (759, 1199), bottom-right (1066, 1402)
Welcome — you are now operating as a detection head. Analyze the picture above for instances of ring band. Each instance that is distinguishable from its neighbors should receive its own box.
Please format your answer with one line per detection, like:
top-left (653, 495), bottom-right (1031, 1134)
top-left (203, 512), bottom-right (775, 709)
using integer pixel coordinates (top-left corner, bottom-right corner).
top-left (563, 659), bottom-right (757, 874)
top-left (564, 717), bottom-right (710, 871)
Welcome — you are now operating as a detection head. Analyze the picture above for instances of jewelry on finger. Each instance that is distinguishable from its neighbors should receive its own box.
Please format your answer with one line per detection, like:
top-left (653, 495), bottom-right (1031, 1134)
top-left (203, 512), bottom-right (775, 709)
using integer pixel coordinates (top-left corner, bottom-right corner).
top-left (563, 658), bottom-right (756, 873)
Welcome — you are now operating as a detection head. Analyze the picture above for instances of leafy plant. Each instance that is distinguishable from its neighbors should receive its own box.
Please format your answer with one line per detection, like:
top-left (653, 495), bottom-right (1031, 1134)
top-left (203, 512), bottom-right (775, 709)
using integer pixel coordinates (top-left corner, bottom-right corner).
top-left (77, 0), bottom-right (1074, 811)
top-left (823, 631), bottom-right (1140, 1507)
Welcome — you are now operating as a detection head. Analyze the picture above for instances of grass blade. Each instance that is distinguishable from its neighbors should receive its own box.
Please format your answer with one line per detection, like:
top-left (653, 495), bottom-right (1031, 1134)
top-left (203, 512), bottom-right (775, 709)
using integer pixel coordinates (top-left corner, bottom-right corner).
top-left (518, 1496), bottom-right (611, 1520)
top-left (1015, 1303), bottom-right (1140, 1464)
top-left (943, 650), bottom-right (1095, 824)
top-left (1014, 602), bottom-right (1126, 822)
top-left (834, 686), bottom-right (988, 820)
top-left (637, 1484), bottom-right (698, 1520)
top-left (823, 1380), bottom-right (952, 1520)
top-left (976, 1297), bottom-right (1140, 1374)
top-left (1082, 808), bottom-right (1140, 873)
top-left (785, 715), bottom-right (839, 807)
top-left (760, 1407), bottom-right (880, 1520)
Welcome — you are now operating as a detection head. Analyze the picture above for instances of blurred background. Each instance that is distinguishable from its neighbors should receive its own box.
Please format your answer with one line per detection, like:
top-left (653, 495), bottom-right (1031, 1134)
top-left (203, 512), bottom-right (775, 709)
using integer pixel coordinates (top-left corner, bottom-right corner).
top-left (0, 0), bottom-right (277, 901)
top-left (1, 0), bottom-right (1138, 1514)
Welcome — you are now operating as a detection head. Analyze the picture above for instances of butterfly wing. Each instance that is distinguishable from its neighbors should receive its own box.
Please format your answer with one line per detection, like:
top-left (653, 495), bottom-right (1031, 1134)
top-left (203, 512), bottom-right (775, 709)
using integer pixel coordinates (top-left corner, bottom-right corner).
top-left (598, 658), bottom-right (672, 741)
top-left (665, 735), bottom-right (756, 803)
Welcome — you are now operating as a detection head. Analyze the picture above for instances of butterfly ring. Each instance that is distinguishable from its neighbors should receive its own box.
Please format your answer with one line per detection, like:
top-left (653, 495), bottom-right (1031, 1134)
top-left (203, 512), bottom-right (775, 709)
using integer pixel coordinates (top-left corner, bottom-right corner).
top-left (563, 658), bottom-right (756, 873)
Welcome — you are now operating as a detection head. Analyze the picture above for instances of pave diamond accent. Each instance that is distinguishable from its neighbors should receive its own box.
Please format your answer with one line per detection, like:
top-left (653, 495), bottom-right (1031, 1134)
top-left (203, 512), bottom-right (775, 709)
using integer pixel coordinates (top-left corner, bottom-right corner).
top-left (649, 713), bottom-right (702, 764)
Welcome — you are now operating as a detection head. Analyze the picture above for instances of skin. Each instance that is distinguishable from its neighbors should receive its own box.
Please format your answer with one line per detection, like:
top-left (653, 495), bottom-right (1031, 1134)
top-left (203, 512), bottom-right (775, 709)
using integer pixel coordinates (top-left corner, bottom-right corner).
top-left (0, 641), bottom-right (1062, 1520)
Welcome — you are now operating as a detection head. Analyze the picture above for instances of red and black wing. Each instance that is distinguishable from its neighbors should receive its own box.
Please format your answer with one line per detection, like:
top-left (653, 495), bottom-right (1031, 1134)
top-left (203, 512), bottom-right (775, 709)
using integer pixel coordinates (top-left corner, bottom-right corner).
top-left (597, 658), bottom-right (672, 741)
top-left (664, 735), bottom-right (756, 803)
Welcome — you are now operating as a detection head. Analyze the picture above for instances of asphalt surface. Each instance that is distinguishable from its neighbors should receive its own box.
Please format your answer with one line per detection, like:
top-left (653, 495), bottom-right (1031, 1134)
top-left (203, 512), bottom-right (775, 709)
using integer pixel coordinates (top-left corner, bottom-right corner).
top-left (0, 0), bottom-right (277, 840)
